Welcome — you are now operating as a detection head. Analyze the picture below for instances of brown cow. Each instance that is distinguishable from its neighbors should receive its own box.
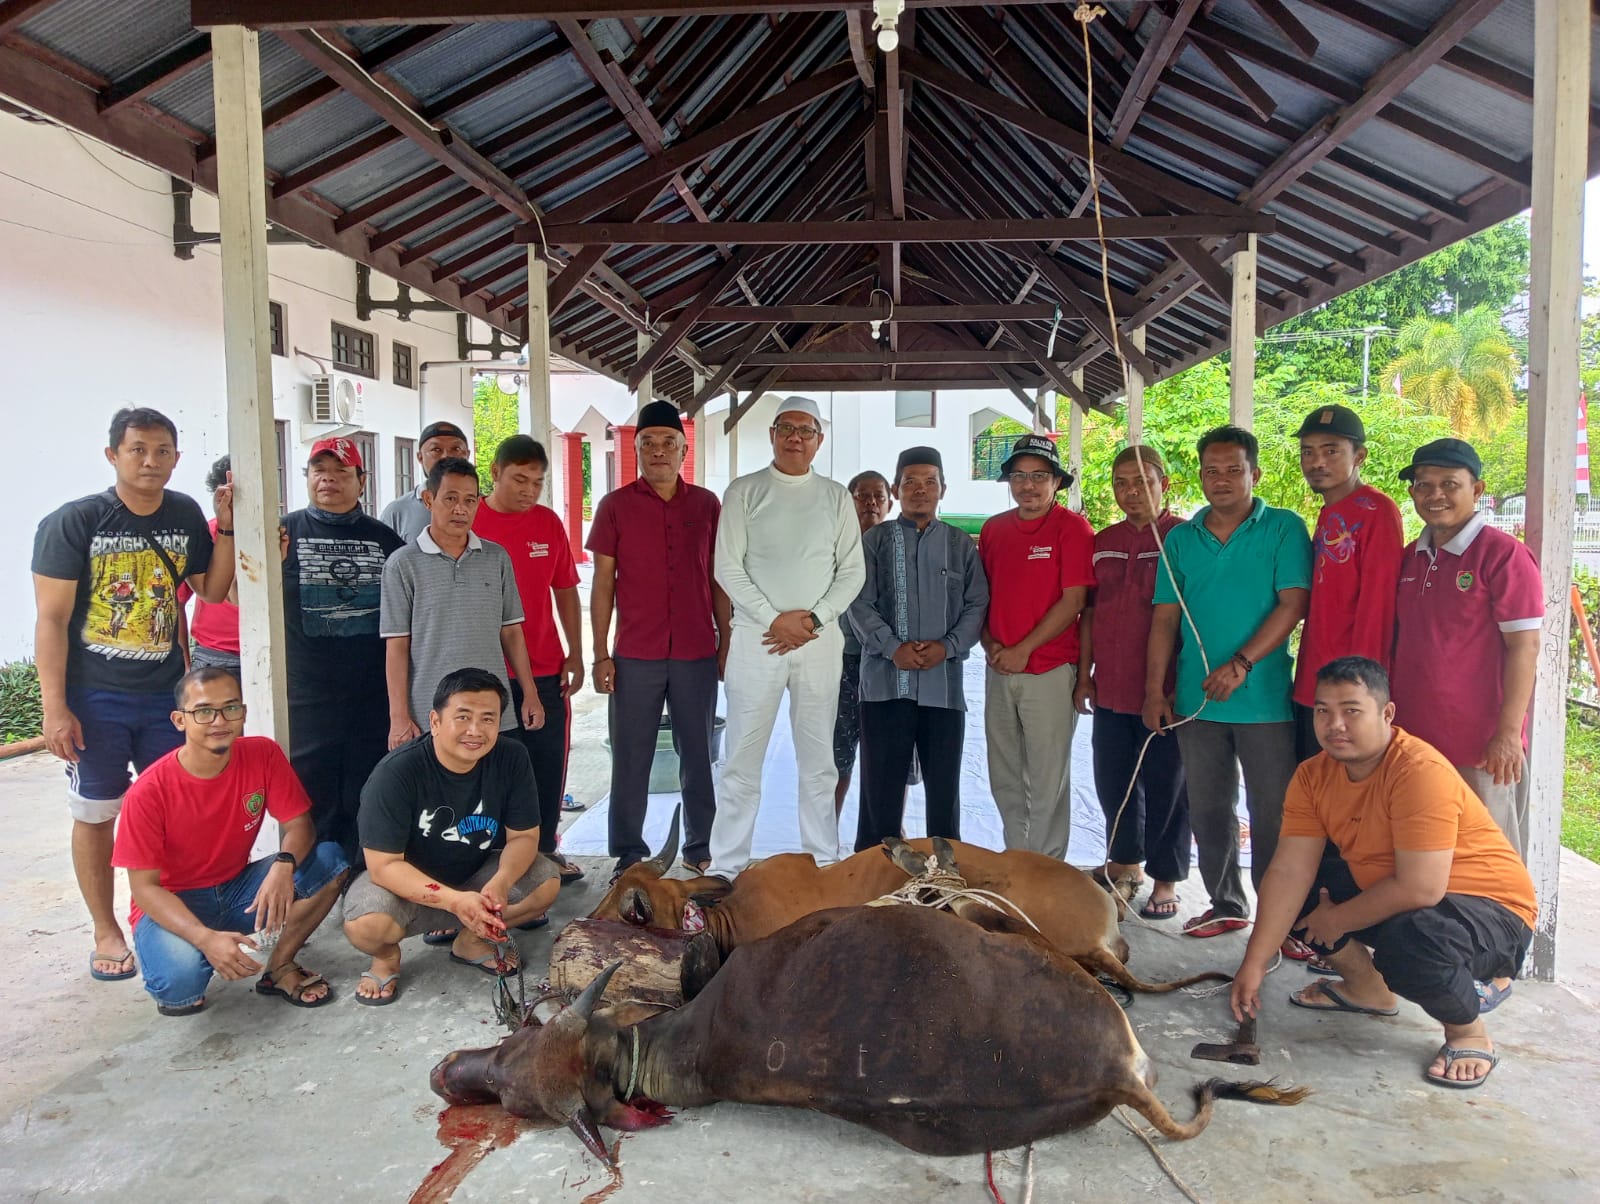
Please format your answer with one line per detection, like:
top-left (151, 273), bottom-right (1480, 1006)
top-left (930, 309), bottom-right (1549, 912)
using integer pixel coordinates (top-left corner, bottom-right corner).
top-left (592, 810), bottom-right (1225, 994)
top-left (432, 903), bottom-right (1304, 1164)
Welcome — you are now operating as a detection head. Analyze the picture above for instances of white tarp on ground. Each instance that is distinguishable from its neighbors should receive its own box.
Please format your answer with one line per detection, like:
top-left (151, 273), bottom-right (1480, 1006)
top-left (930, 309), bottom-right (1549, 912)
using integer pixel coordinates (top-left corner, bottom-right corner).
top-left (561, 657), bottom-right (1252, 868)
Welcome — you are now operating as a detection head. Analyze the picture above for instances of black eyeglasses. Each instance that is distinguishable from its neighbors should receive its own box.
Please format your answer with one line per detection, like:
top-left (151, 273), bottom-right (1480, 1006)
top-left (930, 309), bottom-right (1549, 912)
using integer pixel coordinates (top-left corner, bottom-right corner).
top-left (179, 703), bottom-right (247, 724)
top-left (772, 422), bottom-right (821, 440)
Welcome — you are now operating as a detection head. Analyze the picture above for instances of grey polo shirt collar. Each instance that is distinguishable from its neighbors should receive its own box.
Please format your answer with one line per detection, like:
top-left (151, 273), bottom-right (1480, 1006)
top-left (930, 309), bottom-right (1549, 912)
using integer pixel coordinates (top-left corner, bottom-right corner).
top-left (417, 526), bottom-right (484, 556)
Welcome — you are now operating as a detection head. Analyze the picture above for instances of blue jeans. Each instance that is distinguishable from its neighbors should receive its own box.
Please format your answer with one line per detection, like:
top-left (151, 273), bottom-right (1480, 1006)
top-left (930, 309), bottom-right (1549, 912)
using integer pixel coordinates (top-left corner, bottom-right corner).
top-left (65, 688), bottom-right (183, 822)
top-left (133, 843), bottom-right (347, 1007)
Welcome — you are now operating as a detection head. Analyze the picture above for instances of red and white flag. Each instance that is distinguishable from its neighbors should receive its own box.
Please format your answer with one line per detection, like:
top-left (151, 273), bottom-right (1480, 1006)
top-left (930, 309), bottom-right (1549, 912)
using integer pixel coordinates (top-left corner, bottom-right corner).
top-left (1580, 390), bottom-right (1591, 495)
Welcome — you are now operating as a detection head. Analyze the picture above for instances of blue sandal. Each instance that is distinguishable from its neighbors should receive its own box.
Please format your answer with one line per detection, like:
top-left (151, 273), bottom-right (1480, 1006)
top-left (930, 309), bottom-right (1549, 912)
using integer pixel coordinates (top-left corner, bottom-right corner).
top-left (89, 950), bottom-right (137, 982)
top-left (1475, 979), bottom-right (1513, 1014)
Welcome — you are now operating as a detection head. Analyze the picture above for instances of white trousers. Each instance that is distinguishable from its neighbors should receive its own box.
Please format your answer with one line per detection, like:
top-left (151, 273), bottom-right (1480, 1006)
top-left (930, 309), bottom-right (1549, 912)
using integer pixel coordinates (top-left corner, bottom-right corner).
top-left (707, 623), bottom-right (845, 878)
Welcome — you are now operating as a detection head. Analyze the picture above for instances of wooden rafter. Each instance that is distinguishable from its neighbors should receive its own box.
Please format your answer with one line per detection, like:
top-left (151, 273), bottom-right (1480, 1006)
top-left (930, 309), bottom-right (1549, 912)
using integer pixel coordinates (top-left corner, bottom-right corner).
top-left (98, 34), bottom-right (213, 117)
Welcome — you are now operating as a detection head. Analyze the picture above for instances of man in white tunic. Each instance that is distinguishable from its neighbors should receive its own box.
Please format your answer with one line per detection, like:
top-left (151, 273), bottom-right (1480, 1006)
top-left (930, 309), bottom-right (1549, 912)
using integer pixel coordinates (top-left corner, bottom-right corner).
top-left (710, 398), bottom-right (865, 878)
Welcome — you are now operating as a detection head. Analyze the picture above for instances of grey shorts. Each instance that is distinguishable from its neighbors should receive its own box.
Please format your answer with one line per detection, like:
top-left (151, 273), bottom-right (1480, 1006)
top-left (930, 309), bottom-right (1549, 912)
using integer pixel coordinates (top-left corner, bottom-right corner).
top-left (342, 852), bottom-right (560, 938)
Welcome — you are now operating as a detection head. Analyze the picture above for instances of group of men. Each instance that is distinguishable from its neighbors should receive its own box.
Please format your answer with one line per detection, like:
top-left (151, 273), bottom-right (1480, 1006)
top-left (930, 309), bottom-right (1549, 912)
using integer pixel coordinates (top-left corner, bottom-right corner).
top-left (34, 394), bottom-right (1540, 1087)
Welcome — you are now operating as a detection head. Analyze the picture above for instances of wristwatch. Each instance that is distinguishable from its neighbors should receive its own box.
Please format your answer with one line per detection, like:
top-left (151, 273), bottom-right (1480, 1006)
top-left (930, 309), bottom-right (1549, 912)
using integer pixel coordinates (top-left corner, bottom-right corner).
top-left (273, 851), bottom-right (298, 870)
top-left (807, 610), bottom-right (824, 633)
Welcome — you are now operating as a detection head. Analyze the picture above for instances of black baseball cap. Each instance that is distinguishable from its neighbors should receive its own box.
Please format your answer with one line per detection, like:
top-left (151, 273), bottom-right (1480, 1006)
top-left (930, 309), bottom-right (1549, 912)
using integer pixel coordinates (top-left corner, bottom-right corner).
top-left (419, 420), bottom-right (469, 448)
top-left (1399, 437), bottom-right (1483, 482)
top-left (998, 434), bottom-right (1073, 488)
top-left (1295, 404), bottom-right (1365, 442)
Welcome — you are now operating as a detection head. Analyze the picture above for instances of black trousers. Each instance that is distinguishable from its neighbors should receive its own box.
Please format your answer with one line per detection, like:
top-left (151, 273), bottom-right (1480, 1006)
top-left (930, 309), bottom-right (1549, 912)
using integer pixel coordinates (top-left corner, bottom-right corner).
top-left (1292, 702), bottom-right (1320, 764)
top-left (608, 656), bottom-right (719, 866)
top-left (290, 697), bottom-right (388, 870)
top-left (1295, 850), bottom-right (1533, 1026)
top-left (854, 700), bottom-right (964, 852)
top-left (507, 675), bottom-right (569, 855)
top-left (1090, 706), bottom-right (1192, 883)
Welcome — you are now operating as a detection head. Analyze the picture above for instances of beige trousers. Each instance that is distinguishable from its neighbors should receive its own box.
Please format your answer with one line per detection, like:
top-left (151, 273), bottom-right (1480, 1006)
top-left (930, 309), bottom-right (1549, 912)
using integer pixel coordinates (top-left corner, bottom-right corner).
top-left (984, 662), bottom-right (1079, 859)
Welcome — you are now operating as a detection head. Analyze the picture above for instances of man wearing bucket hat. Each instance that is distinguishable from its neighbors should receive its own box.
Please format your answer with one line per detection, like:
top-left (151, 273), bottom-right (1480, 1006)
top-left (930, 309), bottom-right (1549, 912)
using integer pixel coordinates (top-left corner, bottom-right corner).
top-left (1391, 438), bottom-right (1541, 862)
top-left (279, 436), bottom-right (405, 865)
top-left (978, 434), bottom-right (1096, 859)
top-left (710, 397), bottom-right (864, 878)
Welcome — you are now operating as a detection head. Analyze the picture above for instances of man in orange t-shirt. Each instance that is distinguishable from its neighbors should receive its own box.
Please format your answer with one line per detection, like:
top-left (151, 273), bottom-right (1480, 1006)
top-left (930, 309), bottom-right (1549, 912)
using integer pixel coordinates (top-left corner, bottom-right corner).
top-left (1229, 657), bottom-right (1535, 1090)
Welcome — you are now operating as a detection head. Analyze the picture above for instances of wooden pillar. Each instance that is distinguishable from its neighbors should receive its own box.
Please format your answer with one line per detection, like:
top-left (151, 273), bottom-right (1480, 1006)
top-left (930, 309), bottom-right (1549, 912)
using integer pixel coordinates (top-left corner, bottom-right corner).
top-left (616, 425), bottom-right (639, 483)
top-left (1032, 386), bottom-right (1050, 435)
top-left (562, 432), bottom-right (587, 564)
top-left (1125, 332), bottom-right (1145, 445)
top-left (1067, 401), bottom-right (1083, 512)
top-left (212, 27), bottom-right (287, 741)
top-left (1229, 234), bottom-right (1258, 429)
top-left (526, 251), bottom-right (552, 444)
top-left (1523, 0), bottom-right (1589, 981)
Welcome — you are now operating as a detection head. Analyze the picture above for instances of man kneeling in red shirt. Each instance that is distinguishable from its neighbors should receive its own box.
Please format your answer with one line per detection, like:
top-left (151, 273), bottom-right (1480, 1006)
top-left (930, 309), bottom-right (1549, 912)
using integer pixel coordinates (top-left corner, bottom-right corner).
top-left (112, 666), bottom-right (349, 1015)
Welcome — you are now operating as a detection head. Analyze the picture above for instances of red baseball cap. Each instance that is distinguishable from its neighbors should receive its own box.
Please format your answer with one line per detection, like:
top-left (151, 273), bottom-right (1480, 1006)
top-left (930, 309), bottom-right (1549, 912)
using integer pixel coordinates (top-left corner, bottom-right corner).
top-left (309, 436), bottom-right (363, 470)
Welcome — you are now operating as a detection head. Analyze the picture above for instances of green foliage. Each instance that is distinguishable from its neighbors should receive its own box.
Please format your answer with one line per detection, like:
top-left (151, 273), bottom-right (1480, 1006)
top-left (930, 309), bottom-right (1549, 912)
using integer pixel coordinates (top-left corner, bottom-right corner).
top-left (972, 415), bottom-right (1031, 481)
top-left (1564, 708), bottom-right (1600, 864)
top-left (1384, 306), bottom-right (1520, 434)
top-left (581, 441), bottom-right (593, 521)
top-left (1258, 217), bottom-right (1530, 388)
top-left (1573, 565), bottom-right (1600, 700)
top-left (0, 660), bottom-right (43, 744)
top-left (1478, 403), bottom-right (1528, 498)
top-left (1070, 359), bottom-right (1450, 534)
top-left (472, 377), bottom-right (521, 492)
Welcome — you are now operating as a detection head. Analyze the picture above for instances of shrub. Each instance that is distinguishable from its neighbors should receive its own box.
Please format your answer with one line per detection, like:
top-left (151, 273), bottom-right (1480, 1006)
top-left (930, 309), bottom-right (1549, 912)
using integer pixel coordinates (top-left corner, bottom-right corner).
top-left (0, 660), bottom-right (43, 744)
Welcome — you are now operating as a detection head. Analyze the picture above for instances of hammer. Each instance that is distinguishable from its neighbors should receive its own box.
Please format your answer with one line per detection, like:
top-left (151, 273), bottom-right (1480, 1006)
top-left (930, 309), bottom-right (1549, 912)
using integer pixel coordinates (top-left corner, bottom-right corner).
top-left (1190, 1016), bottom-right (1260, 1066)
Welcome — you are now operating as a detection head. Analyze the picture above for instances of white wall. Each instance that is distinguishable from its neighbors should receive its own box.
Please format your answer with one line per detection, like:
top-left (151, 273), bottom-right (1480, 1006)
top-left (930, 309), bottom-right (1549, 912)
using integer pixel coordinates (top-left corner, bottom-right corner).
top-left (0, 112), bottom-right (470, 661)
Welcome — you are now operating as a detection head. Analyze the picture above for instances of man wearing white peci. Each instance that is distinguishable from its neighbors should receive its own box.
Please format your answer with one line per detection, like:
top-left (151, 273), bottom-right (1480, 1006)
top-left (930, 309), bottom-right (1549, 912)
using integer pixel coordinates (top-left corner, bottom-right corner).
top-left (709, 397), bottom-right (865, 878)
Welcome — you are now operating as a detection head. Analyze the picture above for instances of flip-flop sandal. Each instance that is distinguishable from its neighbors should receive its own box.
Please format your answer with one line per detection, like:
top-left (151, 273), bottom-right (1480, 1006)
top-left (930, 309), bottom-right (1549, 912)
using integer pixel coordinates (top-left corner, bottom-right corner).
top-left (1182, 909), bottom-right (1251, 938)
top-left (1306, 956), bottom-right (1336, 974)
top-left (1476, 979), bottom-right (1513, 1014)
top-left (156, 1000), bottom-right (206, 1017)
top-left (550, 853), bottom-right (586, 885)
top-left (356, 971), bottom-right (401, 1007)
top-left (255, 966), bottom-right (335, 1008)
top-left (561, 794), bottom-right (586, 812)
top-left (1289, 978), bottom-right (1399, 1016)
top-left (422, 929), bottom-right (461, 947)
top-left (1280, 937), bottom-right (1317, 961)
top-left (1425, 1043), bottom-right (1499, 1089)
top-left (89, 950), bottom-right (137, 982)
top-left (450, 950), bottom-right (520, 978)
top-left (1139, 895), bottom-right (1180, 920)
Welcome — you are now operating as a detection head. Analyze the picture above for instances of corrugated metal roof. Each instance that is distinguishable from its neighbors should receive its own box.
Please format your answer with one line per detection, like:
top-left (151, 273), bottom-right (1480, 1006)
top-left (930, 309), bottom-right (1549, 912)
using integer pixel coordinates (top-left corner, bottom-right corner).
top-left (0, 0), bottom-right (1588, 407)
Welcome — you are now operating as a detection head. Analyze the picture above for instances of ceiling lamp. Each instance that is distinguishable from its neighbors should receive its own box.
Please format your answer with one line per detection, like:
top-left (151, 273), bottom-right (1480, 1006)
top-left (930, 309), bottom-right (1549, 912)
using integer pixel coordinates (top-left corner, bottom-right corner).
top-left (872, 0), bottom-right (905, 53)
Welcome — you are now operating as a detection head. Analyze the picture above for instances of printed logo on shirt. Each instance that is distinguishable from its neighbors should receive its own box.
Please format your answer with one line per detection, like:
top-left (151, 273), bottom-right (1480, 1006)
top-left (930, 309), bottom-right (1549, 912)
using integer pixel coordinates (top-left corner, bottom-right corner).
top-left (1456, 571), bottom-right (1475, 592)
top-left (1027, 545), bottom-right (1054, 561)
top-left (243, 790), bottom-right (265, 817)
top-left (297, 536), bottom-right (389, 638)
top-left (80, 533), bottom-right (191, 662)
top-left (1314, 511), bottom-right (1362, 585)
top-left (418, 800), bottom-right (499, 850)
top-left (526, 541), bottom-right (550, 559)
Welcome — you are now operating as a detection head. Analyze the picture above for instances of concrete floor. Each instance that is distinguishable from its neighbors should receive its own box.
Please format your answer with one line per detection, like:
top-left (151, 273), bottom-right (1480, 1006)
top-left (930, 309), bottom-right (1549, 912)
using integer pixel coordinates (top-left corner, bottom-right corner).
top-left (4, 743), bottom-right (1599, 1203)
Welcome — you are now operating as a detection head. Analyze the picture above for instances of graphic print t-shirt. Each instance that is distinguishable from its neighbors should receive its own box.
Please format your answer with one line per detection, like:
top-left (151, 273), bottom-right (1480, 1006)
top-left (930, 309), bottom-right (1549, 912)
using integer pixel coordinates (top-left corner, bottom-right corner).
top-left (357, 736), bottom-right (539, 886)
top-left (281, 509), bottom-right (406, 701)
top-left (32, 489), bottom-right (214, 693)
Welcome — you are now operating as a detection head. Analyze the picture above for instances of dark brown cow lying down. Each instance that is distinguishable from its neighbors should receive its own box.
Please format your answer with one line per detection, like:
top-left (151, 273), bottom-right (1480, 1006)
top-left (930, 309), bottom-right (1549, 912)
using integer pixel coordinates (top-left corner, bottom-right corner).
top-left (432, 904), bottom-right (1304, 1162)
top-left (591, 812), bottom-right (1225, 994)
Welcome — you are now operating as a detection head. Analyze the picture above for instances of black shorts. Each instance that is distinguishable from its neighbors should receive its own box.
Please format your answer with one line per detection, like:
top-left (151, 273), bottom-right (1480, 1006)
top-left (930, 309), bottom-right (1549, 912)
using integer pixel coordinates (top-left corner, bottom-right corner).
top-left (833, 652), bottom-right (862, 776)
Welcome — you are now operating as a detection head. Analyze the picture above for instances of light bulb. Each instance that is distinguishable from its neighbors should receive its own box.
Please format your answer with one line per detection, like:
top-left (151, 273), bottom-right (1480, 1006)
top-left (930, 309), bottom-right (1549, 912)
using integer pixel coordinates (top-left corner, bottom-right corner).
top-left (870, 319), bottom-right (883, 340)
top-left (877, 27), bottom-right (898, 53)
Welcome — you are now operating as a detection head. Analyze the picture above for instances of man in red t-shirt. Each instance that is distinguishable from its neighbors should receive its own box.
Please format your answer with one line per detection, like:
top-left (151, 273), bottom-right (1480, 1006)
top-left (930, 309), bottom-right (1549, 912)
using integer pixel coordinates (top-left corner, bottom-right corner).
top-left (110, 666), bottom-right (348, 1015)
top-left (472, 435), bottom-right (585, 887)
top-left (1292, 404), bottom-right (1404, 760)
top-left (978, 435), bottom-right (1095, 859)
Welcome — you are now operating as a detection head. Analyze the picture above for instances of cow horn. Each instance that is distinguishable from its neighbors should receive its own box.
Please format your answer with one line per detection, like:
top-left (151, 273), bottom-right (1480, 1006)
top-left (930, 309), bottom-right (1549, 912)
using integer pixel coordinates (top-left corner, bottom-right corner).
top-left (569, 961), bottom-right (622, 1021)
top-left (567, 1106), bottom-right (614, 1167)
top-left (642, 805), bottom-right (681, 875)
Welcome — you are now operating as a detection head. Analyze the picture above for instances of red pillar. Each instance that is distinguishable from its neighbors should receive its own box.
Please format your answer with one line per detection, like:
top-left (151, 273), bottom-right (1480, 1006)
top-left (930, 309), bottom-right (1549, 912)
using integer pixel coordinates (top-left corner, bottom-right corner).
top-left (616, 424), bottom-right (638, 484)
top-left (562, 432), bottom-right (588, 564)
top-left (682, 418), bottom-right (697, 485)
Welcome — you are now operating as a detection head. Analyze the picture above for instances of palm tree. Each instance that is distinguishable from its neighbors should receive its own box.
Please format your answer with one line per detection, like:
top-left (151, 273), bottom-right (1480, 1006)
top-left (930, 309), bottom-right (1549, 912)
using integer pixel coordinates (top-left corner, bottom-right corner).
top-left (1384, 306), bottom-right (1520, 434)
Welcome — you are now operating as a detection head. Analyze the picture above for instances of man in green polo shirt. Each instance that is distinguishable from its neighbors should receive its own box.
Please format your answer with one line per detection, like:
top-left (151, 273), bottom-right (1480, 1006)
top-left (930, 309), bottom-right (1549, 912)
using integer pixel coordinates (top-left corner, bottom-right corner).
top-left (1144, 425), bottom-right (1311, 939)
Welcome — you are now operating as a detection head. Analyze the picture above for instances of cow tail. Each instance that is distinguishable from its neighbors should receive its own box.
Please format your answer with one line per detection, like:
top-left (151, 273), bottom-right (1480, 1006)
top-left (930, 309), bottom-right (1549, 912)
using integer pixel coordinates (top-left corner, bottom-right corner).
top-left (1075, 949), bottom-right (1234, 994)
top-left (1120, 1078), bottom-right (1309, 1142)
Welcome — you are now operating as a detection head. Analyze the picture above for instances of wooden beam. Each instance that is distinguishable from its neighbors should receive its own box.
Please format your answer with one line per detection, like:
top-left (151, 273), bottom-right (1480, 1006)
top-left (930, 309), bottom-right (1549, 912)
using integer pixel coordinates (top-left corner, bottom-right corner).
top-left (1238, 0), bottom-right (1319, 59)
top-left (98, 33), bottom-right (213, 117)
top-left (1109, 0), bottom-right (1203, 146)
top-left (192, 1), bottom-right (1067, 28)
top-left (1242, 0), bottom-right (1506, 208)
top-left (270, 126), bottom-right (401, 199)
top-left (0, 0), bottom-right (58, 38)
top-left (734, 349), bottom-right (1050, 367)
top-left (212, 25), bottom-right (289, 741)
top-left (537, 215), bottom-right (1275, 245)
top-left (1188, 37), bottom-right (1276, 122)
top-left (695, 304), bottom-right (1063, 322)
top-left (1523, 0), bottom-right (1589, 981)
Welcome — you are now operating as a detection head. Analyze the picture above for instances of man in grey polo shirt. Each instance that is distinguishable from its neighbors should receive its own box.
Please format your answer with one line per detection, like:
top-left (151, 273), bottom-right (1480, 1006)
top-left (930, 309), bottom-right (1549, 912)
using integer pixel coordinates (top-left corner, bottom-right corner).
top-left (379, 421), bottom-right (471, 543)
top-left (380, 457), bottom-right (542, 749)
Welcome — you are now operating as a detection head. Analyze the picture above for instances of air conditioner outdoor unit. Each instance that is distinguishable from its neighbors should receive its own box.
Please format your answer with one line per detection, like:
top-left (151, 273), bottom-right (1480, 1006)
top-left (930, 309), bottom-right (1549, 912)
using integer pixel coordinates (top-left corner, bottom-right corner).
top-left (309, 372), bottom-right (365, 425)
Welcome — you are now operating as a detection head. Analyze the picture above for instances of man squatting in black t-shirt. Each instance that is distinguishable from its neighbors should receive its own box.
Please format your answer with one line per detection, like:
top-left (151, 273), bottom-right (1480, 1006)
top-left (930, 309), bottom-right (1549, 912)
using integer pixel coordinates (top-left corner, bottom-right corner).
top-left (341, 667), bottom-right (561, 1005)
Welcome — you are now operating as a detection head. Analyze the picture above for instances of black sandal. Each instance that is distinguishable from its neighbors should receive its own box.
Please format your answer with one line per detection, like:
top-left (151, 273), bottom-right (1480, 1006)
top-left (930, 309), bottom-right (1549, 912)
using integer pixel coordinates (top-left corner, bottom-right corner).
top-left (255, 965), bottom-right (335, 1008)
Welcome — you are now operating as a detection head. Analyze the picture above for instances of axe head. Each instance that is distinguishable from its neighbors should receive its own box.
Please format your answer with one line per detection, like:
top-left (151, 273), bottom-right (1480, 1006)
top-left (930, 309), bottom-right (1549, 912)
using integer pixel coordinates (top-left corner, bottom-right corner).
top-left (1190, 1017), bottom-right (1260, 1066)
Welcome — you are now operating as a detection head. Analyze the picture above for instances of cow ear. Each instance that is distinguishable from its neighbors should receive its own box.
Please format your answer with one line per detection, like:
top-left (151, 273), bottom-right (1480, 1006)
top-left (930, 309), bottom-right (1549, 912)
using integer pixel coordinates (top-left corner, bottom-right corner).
top-left (566, 1106), bottom-right (614, 1166)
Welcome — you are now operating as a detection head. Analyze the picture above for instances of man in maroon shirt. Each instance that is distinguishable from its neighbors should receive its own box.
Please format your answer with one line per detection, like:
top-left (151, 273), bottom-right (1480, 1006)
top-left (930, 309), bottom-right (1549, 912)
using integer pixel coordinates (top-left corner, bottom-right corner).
top-left (589, 401), bottom-right (732, 879)
top-left (1075, 445), bottom-right (1189, 918)
top-left (1292, 404), bottom-right (1404, 761)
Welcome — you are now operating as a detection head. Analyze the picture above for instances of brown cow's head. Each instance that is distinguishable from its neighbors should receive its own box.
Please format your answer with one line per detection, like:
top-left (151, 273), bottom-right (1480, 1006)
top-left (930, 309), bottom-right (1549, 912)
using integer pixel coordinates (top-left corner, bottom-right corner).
top-left (588, 806), bottom-right (728, 929)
